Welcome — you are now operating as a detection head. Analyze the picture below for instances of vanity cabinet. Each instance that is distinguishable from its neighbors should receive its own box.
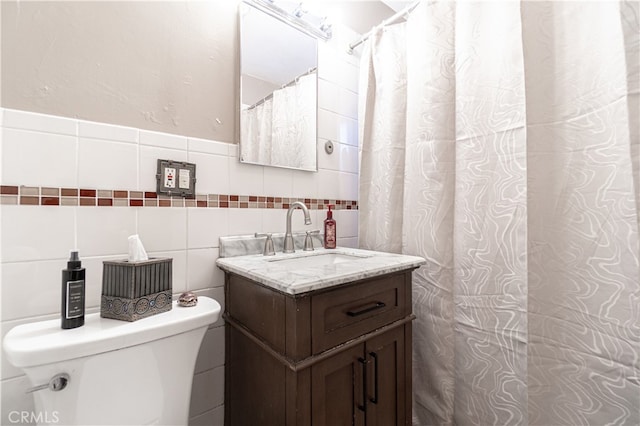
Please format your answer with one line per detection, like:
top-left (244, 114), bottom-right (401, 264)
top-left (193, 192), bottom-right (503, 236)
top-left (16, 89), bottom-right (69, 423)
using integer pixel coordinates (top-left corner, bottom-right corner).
top-left (223, 268), bottom-right (416, 426)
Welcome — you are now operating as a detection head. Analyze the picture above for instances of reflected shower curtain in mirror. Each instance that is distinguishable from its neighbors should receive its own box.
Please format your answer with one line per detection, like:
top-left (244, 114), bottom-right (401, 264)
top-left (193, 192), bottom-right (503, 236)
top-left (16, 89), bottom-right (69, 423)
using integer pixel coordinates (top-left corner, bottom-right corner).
top-left (241, 99), bottom-right (273, 165)
top-left (358, 1), bottom-right (639, 425)
top-left (272, 73), bottom-right (316, 169)
top-left (241, 73), bottom-right (316, 169)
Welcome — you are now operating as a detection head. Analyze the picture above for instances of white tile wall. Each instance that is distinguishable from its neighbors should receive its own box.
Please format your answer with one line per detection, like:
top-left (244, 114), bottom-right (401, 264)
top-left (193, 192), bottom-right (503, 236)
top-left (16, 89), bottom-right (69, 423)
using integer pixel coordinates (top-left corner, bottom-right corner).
top-left (264, 166), bottom-right (294, 197)
top-left (1, 206), bottom-right (76, 263)
top-left (262, 208), bottom-right (289, 234)
top-left (187, 137), bottom-right (229, 156)
top-left (318, 109), bottom-right (359, 146)
top-left (1, 259), bottom-right (64, 321)
top-left (140, 129), bottom-right (188, 150)
top-left (76, 207), bottom-right (137, 256)
top-left (187, 151), bottom-right (229, 194)
top-left (316, 169), bottom-right (342, 200)
top-left (195, 326), bottom-right (225, 374)
top-left (190, 367), bottom-right (224, 417)
top-left (262, 208), bottom-right (321, 235)
top-left (2, 109), bottom-right (76, 135)
top-left (187, 248), bottom-right (225, 291)
top-left (78, 138), bottom-right (138, 190)
top-left (291, 168), bottom-right (318, 198)
top-left (318, 43), bottom-right (360, 92)
top-left (339, 171), bottom-right (360, 201)
top-left (187, 209), bottom-right (228, 249)
top-left (336, 209), bottom-right (360, 238)
top-left (227, 208), bottom-right (263, 236)
top-left (78, 120), bottom-right (139, 143)
top-left (339, 143), bottom-right (359, 174)
top-left (138, 208), bottom-right (188, 251)
top-left (228, 153), bottom-right (264, 196)
top-left (1, 128), bottom-right (77, 187)
top-left (318, 79), bottom-right (359, 119)
top-left (0, 20), bottom-right (360, 426)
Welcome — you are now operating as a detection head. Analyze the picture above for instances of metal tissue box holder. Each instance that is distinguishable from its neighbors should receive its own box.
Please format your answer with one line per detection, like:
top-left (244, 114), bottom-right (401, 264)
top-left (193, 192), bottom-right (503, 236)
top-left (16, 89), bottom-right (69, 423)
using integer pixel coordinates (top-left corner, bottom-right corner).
top-left (101, 258), bottom-right (173, 321)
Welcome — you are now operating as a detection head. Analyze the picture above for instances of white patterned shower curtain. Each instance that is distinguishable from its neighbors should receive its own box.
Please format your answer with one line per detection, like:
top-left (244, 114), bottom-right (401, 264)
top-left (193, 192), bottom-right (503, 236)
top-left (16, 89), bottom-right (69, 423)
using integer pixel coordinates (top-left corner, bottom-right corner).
top-left (272, 73), bottom-right (317, 169)
top-left (358, 1), bottom-right (639, 425)
top-left (241, 73), bottom-right (316, 169)
top-left (241, 99), bottom-right (273, 165)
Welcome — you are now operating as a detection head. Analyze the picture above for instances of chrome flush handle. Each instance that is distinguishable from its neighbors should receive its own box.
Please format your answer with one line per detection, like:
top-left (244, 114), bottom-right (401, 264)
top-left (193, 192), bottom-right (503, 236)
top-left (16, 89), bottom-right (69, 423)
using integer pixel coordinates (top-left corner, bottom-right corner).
top-left (26, 373), bottom-right (70, 393)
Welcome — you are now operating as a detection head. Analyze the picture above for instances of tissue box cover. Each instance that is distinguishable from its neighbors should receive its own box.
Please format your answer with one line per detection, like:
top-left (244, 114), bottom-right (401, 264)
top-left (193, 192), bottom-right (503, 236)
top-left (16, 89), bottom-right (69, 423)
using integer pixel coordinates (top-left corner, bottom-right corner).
top-left (101, 257), bottom-right (172, 321)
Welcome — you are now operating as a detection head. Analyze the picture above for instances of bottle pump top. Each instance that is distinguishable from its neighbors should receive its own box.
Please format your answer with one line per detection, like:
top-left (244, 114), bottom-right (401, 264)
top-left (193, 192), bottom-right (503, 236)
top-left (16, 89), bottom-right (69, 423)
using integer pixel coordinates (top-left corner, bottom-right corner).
top-left (327, 205), bottom-right (334, 218)
top-left (67, 250), bottom-right (81, 269)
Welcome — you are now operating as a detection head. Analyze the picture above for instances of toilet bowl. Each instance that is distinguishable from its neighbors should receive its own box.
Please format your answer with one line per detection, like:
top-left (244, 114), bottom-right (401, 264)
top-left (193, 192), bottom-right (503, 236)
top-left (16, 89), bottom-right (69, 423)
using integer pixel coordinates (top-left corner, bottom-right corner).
top-left (3, 296), bottom-right (221, 425)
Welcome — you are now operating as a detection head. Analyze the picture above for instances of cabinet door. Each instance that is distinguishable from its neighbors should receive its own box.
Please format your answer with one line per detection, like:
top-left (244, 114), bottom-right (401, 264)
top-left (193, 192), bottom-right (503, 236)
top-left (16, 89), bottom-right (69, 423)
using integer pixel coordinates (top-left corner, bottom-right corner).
top-left (311, 344), bottom-right (366, 426)
top-left (225, 325), bottom-right (287, 426)
top-left (364, 326), bottom-right (407, 426)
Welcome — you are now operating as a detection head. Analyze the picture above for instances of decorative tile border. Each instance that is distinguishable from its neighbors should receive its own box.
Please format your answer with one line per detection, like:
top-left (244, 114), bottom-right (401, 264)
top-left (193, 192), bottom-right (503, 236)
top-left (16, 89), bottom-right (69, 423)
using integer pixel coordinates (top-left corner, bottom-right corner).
top-left (0, 185), bottom-right (358, 210)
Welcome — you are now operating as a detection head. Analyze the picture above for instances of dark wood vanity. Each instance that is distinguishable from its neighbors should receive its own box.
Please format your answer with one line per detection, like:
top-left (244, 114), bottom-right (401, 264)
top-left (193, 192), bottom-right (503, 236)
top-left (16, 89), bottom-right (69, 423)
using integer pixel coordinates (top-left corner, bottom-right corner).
top-left (223, 267), bottom-right (417, 426)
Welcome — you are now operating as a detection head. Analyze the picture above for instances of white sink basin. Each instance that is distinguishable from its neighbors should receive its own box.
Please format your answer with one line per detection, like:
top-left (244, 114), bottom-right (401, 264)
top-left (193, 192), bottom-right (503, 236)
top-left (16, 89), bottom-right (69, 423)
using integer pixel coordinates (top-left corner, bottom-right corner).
top-left (266, 252), bottom-right (367, 269)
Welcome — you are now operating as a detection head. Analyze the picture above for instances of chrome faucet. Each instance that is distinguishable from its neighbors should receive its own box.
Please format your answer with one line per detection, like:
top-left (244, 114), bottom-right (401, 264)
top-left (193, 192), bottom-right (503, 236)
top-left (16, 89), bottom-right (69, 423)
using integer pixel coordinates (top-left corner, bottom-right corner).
top-left (284, 201), bottom-right (312, 253)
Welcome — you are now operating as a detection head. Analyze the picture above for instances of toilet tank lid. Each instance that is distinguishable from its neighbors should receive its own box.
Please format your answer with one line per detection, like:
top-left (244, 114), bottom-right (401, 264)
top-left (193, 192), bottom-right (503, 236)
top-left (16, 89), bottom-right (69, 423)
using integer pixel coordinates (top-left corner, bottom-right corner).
top-left (2, 297), bottom-right (221, 368)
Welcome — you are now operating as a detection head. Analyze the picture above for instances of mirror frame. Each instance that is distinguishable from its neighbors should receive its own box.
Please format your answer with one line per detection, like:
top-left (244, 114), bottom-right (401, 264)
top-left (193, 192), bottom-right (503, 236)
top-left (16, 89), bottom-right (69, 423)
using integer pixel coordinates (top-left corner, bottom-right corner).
top-left (239, 0), bottom-right (319, 172)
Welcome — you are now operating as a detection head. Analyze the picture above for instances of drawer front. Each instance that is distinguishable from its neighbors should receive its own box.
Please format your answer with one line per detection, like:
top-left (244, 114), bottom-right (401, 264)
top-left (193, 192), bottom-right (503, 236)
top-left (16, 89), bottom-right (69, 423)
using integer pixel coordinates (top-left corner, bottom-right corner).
top-left (311, 272), bottom-right (409, 354)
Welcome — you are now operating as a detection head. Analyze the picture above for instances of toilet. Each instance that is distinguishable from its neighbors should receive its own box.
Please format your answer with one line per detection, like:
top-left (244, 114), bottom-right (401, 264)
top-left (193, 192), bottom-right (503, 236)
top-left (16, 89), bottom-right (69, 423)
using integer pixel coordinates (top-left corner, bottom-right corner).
top-left (3, 296), bottom-right (221, 425)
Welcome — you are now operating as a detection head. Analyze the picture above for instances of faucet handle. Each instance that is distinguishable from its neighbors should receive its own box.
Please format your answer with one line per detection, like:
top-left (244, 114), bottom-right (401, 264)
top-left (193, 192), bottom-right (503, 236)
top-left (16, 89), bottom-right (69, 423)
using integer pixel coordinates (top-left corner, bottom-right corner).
top-left (254, 233), bottom-right (275, 256)
top-left (304, 230), bottom-right (320, 251)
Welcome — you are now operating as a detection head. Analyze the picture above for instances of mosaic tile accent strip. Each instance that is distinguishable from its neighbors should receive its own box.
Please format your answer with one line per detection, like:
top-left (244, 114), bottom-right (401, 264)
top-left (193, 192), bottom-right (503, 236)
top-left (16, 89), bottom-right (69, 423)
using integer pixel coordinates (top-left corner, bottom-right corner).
top-left (0, 185), bottom-right (358, 210)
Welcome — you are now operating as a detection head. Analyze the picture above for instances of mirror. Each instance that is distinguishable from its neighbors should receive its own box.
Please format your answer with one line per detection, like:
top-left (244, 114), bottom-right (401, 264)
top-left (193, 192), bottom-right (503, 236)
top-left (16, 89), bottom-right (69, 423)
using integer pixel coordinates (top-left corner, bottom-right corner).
top-left (239, 1), bottom-right (318, 171)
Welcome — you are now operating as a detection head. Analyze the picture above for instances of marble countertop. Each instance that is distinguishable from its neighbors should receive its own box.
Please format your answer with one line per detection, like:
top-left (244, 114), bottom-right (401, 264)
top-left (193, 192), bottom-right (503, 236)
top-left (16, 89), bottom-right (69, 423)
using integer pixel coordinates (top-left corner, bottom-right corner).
top-left (215, 246), bottom-right (426, 295)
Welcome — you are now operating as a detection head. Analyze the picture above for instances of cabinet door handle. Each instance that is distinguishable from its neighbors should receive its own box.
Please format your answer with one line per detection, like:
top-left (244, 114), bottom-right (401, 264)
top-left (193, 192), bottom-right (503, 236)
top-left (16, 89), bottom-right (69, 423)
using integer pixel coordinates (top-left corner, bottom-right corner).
top-left (369, 352), bottom-right (379, 404)
top-left (357, 357), bottom-right (368, 412)
top-left (347, 301), bottom-right (386, 317)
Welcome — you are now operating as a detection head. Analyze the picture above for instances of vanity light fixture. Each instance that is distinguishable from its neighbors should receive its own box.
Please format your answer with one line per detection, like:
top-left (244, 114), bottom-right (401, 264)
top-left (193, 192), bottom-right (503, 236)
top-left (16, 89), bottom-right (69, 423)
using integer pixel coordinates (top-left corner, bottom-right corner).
top-left (319, 17), bottom-right (331, 34)
top-left (247, 0), bottom-right (332, 40)
top-left (292, 2), bottom-right (307, 18)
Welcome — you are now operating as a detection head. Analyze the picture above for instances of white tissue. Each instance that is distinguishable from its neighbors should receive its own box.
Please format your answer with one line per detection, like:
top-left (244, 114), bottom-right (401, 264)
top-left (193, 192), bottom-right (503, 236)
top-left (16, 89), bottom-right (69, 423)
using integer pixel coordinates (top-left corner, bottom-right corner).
top-left (128, 234), bottom-right (149, 262)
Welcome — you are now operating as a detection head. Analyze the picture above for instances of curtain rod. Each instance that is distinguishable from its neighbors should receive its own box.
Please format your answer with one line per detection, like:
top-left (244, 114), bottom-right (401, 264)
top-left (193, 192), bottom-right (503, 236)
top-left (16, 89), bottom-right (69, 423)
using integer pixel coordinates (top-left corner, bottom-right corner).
top-left (347, 0), bottom-right (421, 54)
top-left (246, 67), bottom-right (317, 111)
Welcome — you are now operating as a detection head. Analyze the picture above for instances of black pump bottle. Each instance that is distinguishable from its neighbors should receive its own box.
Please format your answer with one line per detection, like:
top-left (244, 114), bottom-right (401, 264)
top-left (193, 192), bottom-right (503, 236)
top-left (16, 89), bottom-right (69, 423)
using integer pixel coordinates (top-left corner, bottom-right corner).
top-left (61, 250), bottom-right (85, 329)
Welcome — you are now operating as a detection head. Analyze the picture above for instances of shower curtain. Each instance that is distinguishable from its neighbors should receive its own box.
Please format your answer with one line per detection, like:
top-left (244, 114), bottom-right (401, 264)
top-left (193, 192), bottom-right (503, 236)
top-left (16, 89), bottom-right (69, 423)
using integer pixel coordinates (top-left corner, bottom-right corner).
top-left (271, 73), bottom-right (317, 169)
top-left (241, 99), bottom-right (273, 165)
top-left (240, 73), bottom-right (316, 169)
top-left (358, 1), bottom-right (639, 425)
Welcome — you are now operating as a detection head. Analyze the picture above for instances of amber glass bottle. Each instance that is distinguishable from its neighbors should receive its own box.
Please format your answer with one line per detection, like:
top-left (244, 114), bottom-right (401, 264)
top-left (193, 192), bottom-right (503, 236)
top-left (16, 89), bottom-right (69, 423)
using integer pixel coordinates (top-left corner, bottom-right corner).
top-left (324, 205), bottom-right (337, 249)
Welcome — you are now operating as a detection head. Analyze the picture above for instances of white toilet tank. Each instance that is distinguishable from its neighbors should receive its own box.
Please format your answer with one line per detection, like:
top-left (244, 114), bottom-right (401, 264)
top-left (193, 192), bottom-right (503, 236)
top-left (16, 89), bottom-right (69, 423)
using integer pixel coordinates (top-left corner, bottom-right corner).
top-left (3, 296), bottom-right (221, 426)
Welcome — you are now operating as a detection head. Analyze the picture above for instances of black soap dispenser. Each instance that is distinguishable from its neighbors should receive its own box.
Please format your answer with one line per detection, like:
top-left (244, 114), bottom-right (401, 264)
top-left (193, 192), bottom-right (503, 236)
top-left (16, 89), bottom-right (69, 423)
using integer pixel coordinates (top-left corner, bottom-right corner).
top-left (61, 250), bottom-right (85, 329)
